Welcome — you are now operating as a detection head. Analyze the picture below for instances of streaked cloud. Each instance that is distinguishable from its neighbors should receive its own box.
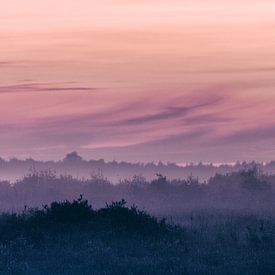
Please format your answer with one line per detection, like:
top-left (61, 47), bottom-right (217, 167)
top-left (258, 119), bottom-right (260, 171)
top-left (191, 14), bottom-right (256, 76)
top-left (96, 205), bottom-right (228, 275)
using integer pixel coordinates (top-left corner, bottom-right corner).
top-left (0, 83), bottom-right (97, 94)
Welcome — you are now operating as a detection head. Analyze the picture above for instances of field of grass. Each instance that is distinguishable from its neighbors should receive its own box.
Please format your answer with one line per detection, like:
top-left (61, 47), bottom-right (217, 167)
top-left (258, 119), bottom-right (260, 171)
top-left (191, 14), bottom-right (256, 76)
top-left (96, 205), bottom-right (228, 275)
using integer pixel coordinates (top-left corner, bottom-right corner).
top-left (0, 197), bottom-right (274, 275)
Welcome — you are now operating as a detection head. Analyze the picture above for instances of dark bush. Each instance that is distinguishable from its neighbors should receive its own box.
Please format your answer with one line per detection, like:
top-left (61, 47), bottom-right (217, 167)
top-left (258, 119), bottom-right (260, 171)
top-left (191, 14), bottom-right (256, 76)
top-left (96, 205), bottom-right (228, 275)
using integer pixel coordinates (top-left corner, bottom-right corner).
top-left (0, 197), bottom-right (173, 241)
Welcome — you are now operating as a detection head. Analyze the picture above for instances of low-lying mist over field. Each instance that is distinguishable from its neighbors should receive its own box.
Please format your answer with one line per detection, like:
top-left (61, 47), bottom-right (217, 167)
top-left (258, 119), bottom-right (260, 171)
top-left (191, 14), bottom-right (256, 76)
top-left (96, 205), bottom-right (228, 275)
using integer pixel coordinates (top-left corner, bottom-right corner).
top-left (2, 151), bottom-right (275, 183)
top-left (0, 156), bottom-right (274, 215)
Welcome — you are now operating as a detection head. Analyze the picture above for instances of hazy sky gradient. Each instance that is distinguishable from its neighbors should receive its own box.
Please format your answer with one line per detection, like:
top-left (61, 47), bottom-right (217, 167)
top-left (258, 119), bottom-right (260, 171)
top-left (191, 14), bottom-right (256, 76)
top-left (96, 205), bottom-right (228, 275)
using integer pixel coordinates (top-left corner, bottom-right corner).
top-left (1, 0), bottom-right (275, 163)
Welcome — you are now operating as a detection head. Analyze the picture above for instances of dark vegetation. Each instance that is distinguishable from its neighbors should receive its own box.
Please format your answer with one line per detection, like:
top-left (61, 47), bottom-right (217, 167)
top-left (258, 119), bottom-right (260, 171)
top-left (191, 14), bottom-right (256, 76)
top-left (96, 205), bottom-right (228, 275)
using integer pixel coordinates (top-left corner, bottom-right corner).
top-left (0, 166), bottom-right (274, 274)
top-left (0, 197), bottom-right (274, 274)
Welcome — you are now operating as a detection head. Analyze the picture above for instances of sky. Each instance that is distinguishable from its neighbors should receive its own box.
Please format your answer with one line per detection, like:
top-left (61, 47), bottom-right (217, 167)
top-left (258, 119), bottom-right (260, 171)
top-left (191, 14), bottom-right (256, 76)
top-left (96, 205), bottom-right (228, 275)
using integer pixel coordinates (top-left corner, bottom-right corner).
top-left (1, 0), bottom-right (275, 163)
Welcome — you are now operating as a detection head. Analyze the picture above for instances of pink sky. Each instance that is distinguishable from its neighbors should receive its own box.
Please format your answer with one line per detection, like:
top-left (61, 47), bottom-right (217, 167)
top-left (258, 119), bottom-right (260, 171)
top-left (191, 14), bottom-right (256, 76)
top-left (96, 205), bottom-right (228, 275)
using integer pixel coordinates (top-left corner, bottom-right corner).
top-left (1, 1), bottom-right (275, 162)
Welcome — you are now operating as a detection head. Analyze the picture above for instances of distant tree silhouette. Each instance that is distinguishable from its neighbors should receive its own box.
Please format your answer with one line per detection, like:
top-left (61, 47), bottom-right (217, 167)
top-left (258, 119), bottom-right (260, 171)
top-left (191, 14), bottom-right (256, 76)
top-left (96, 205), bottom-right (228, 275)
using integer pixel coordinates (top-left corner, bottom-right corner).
top-left (63, 152), bottom-right (83, 162)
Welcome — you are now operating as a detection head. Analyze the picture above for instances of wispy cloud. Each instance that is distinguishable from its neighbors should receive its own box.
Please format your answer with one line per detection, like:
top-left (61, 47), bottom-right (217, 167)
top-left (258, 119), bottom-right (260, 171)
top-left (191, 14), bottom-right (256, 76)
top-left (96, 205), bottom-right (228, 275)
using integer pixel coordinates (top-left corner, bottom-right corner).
top-left (124, 102), bottom-right (217, 125)
top-left (0, 61), bottom-right (14, 66)
top-left (0, 83), bottom-right (97, 94)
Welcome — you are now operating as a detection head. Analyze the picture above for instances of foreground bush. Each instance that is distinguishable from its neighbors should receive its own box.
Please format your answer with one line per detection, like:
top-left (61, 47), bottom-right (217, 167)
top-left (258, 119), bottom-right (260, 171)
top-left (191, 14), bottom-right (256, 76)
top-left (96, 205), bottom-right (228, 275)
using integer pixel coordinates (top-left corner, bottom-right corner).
top-left (0, 197), bottom-right (172, 243)
top-left (0, 198), bottom-right (274, 274)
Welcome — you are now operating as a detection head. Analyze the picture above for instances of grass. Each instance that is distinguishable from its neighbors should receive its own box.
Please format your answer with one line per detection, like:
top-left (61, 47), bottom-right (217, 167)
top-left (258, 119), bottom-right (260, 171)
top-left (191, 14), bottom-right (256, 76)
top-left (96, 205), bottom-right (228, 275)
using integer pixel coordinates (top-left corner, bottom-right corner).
top-left (0, 197), bottom-right (274, 274)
